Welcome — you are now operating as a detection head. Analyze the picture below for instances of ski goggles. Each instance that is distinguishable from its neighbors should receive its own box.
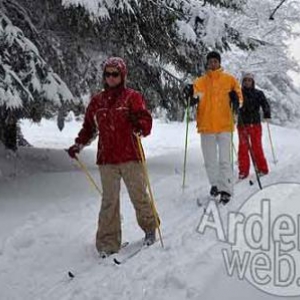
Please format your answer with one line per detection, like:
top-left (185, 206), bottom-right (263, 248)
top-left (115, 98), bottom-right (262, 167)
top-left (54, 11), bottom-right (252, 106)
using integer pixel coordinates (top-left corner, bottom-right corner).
top-left (104, 71), bottom-right (120, 78)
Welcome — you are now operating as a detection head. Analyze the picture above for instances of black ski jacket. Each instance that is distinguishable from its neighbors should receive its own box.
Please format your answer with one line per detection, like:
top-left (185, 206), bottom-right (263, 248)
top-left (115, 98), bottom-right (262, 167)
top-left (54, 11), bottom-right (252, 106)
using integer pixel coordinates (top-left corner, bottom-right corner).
top-left (238, 87), bottom-right (271, 126)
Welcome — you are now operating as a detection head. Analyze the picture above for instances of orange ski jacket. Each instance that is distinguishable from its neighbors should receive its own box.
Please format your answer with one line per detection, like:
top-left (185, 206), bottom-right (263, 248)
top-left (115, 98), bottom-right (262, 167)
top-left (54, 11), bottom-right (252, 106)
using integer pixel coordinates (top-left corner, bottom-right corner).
top-left (193, 68), bottom-right (243, 133)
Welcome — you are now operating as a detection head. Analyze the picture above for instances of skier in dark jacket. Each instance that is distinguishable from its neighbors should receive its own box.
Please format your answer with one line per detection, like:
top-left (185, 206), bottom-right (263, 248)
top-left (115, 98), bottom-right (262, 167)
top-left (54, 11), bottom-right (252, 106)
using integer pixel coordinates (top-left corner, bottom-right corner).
top-left (237, 72), bottom-right (271, 179)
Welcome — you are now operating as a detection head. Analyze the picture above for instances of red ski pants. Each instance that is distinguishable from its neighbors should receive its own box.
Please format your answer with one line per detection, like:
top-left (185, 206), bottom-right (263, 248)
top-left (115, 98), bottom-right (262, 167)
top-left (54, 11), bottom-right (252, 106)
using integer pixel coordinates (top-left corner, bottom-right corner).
top-left (237, 124), bottom-right (269, 176)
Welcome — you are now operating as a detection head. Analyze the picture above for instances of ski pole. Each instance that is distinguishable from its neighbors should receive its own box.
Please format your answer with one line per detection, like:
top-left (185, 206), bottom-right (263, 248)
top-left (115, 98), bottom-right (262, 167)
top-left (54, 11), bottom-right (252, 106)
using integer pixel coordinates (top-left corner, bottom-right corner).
top-left (230, 107), bottom-right (235, 171)
top-left (66, 150), bottom-right (102, 195)
top-left (232, 141), bottom-right (238, 160)
top-left (182, 95), bottom-right (191, 188)
top-left (76, 156), bottom-right (102, 195)
top-left (266, 120), bottom-right (278, 164)
top-left (136, 135), bottom-right (164, 248)
top-left (75, 156), bottom-right (102, 195)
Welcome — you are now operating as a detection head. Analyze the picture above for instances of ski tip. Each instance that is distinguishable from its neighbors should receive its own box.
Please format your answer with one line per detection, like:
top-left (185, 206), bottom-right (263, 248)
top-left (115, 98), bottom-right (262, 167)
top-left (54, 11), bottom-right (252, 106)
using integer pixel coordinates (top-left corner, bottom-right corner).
top-left (121, 241), bottom-right (129, 248)
top-left (68, 271), bottom-right (75, 278)
top-left (113, 258), bottom-right (121, 265)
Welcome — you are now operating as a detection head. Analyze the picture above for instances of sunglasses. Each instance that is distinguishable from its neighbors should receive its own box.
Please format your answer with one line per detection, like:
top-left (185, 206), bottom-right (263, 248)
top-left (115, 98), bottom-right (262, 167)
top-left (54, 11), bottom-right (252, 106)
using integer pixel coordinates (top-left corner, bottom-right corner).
top-left (104, 71), bottom-right (120, 78)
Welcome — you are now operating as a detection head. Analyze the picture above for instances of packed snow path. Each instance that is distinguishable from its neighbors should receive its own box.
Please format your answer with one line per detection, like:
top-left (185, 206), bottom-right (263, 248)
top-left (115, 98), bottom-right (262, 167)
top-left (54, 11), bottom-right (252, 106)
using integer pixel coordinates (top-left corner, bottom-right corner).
top-left (1, 119), bottom-right (300, 300)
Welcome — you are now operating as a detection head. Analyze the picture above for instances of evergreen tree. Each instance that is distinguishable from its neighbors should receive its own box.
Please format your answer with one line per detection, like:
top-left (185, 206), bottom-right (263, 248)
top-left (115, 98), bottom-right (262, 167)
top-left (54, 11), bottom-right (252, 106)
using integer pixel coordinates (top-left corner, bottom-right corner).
top-left (61, 0), bottom-right (255, 118)
top-left (221, 0), bottom-right (300, 124)
top-left (0, 11), bottom-right (73, 149)
top-left (1, 0), bottom-right (300, 130)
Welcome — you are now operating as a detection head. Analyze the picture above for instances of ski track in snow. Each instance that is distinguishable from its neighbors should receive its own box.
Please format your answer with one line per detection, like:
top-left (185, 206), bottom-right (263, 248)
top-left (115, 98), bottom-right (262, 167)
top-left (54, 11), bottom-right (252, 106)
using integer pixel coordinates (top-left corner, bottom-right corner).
top-left (0, 119), bottom-right (300, 300)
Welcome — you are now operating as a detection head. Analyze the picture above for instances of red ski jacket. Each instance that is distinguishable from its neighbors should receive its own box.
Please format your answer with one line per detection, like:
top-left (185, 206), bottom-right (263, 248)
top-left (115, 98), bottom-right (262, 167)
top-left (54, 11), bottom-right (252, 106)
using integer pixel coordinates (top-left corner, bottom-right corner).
top-left (75, 86), bottom-right (152, 164)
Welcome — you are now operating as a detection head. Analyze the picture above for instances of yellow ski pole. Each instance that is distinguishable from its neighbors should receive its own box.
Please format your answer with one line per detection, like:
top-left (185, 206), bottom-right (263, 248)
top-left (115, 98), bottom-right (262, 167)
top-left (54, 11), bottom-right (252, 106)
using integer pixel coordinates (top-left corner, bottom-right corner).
top-left (136, 135), bottom-right (164, 248)
top-left (66, 150), bottom-right (102, 195)
top-left (75, 156), bottom-right (102, 195)
top-left (266, 120), bottom-right (278, 164)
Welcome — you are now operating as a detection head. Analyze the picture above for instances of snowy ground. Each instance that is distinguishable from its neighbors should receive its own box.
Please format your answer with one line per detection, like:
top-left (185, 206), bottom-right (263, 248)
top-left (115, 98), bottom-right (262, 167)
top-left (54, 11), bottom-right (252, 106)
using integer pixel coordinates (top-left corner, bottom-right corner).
top-left (1, 117), bottom-right (300, 300)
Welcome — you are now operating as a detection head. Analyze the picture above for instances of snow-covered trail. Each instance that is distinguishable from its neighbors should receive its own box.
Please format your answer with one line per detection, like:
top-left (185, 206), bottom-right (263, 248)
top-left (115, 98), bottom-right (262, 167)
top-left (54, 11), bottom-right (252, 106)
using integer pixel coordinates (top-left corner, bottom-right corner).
top-left (0, 150), bottom-right (208, 300)
top-left (1, 120), bottom-right (300, 300)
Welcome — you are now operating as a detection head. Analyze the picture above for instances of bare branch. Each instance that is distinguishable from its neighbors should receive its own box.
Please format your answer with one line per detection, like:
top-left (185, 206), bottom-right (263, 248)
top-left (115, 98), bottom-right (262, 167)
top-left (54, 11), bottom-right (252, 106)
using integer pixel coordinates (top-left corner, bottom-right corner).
top-left (269, 0), bottom-right (288, 20)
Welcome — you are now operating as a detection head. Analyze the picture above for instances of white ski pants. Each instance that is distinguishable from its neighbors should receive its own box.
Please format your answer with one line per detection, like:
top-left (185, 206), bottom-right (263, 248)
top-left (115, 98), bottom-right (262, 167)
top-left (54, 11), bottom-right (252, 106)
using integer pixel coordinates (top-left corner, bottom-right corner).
top-left (201, 133), bottom-right (233, 195)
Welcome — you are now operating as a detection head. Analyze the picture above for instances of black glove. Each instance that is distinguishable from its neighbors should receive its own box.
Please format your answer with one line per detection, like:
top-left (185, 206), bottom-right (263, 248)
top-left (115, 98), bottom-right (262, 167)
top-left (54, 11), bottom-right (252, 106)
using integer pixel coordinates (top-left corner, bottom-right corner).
top-left (190, 96), bottom-right (199, 107)
top-left (67, 144), bottom-right (80, 159)
top-left (128, 113), bottom-right (139, 127)
top-left (183, 84), bottom-right (199, 108)
top-left (229, 90), bottom-right (240, 114)
top-left (128, 113), bottom-right (143, 136)
top-left (183, 84), bottom-right (194, 99)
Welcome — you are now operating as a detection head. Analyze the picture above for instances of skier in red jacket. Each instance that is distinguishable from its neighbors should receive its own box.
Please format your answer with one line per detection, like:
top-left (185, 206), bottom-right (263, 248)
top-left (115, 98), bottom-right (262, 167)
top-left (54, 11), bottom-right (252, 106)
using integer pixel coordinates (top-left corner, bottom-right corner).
top-left (68, 57), bottom-right (158, 258)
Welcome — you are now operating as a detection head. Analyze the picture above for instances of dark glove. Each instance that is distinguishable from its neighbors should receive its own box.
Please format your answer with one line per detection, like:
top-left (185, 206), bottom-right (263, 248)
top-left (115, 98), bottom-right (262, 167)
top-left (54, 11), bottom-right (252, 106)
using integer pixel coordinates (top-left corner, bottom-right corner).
top-left (128, 113), bottom-right (144, 136)
top-left (183, 84), bottom-right (199, 108)
top-left (128, 113), bottom-right (139, 127)
top-left (183, 84), bottom-right (194, 99)
top-left (229, 90), bottom-right (240, 114)
top-left (190, 96), bottom-right (199, 107)
top-left (67, 144), bottom-right (80, 159)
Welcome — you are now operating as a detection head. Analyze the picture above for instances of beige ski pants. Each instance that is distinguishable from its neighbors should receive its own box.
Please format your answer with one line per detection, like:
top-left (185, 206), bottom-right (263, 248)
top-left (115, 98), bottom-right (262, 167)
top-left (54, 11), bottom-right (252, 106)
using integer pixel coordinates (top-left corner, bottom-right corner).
top-left (96, 161), bottom-right (157, 253)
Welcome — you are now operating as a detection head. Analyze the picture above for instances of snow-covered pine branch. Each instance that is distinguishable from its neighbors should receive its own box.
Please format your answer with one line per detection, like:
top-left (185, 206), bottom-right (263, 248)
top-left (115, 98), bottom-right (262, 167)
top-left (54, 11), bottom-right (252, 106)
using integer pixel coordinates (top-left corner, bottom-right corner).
top-left (221, 0), bottom-right (300, 124)
top-left (0, 13), bottom-right (73, 112)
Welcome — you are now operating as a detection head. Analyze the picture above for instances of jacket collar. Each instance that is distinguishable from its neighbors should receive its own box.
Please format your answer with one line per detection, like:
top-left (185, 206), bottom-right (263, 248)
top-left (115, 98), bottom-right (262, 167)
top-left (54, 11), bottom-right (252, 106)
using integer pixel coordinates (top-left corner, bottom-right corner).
top-left (207, 68), bottom-right (223, 79)
top-left (103, 84), bottom-right (126, 97)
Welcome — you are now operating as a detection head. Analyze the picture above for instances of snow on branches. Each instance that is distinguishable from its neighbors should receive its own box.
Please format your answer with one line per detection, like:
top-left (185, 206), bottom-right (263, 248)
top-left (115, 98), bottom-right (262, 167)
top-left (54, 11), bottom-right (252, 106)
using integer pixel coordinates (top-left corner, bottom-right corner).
top-left (0, 13), bottom-right (73, 111)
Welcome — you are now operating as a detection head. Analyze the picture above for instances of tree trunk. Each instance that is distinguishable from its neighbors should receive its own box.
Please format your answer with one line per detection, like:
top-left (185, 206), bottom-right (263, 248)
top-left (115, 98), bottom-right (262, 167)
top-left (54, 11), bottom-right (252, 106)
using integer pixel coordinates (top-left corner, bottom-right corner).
top-left (0, 108), bottom-right (17, 151)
